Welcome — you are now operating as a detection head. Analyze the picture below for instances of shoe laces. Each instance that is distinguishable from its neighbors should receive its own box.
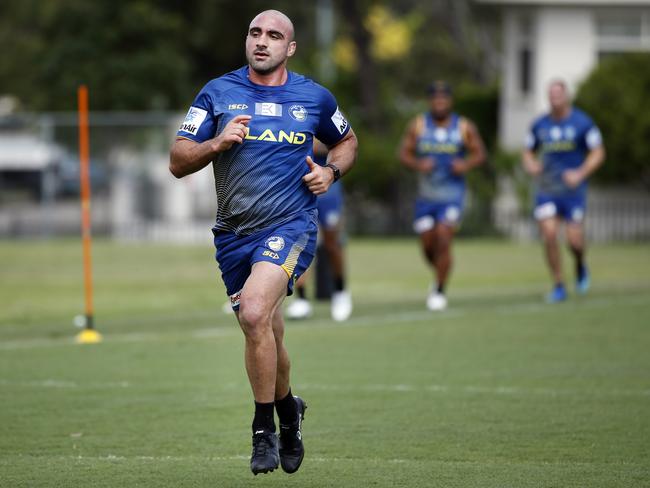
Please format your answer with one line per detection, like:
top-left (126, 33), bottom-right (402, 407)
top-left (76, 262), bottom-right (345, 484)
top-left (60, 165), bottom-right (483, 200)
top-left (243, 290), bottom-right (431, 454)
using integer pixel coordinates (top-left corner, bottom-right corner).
top-left (252, 432), bottom-right (275, 457)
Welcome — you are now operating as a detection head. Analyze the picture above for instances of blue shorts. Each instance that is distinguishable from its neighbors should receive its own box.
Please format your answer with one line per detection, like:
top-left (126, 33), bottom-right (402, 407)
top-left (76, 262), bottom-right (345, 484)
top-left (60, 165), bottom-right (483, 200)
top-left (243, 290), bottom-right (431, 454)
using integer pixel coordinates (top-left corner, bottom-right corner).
top-left (413, 199), bottom-right (463, 234)
top-left (317, 181), bottom-right (343, 230)
top-left (213, 211), bottom-right (318, 309)
top-left (534, 193), bottom-right (586, 223)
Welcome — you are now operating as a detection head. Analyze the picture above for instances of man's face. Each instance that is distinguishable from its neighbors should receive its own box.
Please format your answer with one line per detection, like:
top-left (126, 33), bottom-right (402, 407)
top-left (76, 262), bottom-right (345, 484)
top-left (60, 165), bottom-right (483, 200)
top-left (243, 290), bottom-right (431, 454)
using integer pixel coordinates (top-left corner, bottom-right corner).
top-left (548, 83), bottom-right (569, 112)
top-left (429, 93), bottom-right (453, 120)
top-left (245, 13), bottom-right (296, 75)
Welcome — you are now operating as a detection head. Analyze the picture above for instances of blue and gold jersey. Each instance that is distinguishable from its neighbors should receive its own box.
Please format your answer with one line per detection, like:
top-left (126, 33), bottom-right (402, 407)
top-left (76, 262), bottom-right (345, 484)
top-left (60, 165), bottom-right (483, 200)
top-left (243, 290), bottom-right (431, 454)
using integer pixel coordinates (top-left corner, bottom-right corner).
top-left (415, 112), bottom-right (467, 203)
top-left (526, 108), bottom-right (602, 196)
top-left (177, 66), bottom-right (350, 235)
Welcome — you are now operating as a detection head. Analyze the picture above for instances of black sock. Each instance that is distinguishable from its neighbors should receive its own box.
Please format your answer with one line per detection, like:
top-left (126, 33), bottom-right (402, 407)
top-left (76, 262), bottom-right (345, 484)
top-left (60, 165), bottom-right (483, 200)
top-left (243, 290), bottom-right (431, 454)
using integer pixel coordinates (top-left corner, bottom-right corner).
top-left (275, 389), bottom-right (298, 425)
top-left (570, 247), bottom-right (585, 277)
top-left (437, 283), bottom-right (445, 294)
top-left (252, 401), bottom-right (275, 433)
top-left (297, 286), bottom-right (306, 299)
top-left (334, 276), bottom-right (345, 292)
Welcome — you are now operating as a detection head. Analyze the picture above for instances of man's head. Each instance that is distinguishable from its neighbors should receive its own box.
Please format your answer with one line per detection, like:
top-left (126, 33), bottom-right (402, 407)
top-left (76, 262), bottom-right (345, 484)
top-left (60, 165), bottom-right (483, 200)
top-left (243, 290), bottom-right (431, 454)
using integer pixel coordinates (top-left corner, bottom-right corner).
top-left (548, 79), bottom-right (571, 114)
top-left (427, 81), bottom-right (453, 121)
top-left (246, 10), bottom-right (296, 76)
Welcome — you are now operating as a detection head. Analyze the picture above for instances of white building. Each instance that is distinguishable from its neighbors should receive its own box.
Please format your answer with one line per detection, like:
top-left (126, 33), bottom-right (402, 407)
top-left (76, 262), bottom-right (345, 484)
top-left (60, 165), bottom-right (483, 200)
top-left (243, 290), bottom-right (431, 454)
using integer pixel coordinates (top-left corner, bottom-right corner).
top-left (477, 0), bottom-right (650, 149)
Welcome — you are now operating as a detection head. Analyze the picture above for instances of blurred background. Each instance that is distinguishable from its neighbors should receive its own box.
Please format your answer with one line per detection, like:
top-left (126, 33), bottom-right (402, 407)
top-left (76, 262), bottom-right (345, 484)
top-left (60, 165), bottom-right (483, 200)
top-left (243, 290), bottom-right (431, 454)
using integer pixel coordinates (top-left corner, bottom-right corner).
top-left (0, 0), bottom-right (649, 242)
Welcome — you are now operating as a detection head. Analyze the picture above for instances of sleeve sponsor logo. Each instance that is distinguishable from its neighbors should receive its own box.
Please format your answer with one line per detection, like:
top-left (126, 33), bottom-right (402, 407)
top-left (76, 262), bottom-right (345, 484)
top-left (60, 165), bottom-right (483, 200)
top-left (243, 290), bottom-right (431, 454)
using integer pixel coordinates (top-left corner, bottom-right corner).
top-left (255, 102), bottom-right (282, 117)
top-left (525, 132), bottom-right (536, 149)
top-left (331, 107), bottom-right (348, 135)
top-left (586, 127), bottom-right (602, 149)
top-left (179, 106), bottom-right (208, 136)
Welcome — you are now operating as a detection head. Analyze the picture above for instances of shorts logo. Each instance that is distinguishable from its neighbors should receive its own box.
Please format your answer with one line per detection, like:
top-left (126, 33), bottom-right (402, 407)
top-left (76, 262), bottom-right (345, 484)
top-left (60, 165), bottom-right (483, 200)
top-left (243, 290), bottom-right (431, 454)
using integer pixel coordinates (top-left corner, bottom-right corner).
top-left (262, 249), bottom-right (280, 260)
top-left (228, 103), bottom-right (248, 110)
top-left (265, 236), bottom-right (285, 252)
top-left (289, 105), bottom-right (308, 122)
top-left (255, 102), bottom-right (282, 117)
top-left (331, 107), bottom-right (348, 135)
top-left (179, 106), bottom-right (208, 136)
top-left (230, 290), bottom-right (242, 308)
top-left (445, 206), bottom-right (460, 222)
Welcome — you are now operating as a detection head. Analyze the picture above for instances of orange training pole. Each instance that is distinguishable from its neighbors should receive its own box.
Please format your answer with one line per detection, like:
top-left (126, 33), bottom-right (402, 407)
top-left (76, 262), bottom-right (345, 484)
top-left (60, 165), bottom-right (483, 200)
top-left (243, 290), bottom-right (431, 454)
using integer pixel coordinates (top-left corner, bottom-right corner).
top-left (76, 85), bottom-right (101, 343)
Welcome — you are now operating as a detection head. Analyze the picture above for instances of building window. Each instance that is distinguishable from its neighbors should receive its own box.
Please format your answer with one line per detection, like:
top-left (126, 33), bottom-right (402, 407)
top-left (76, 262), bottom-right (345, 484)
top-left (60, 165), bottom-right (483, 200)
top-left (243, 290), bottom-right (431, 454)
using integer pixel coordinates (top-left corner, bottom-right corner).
top-left (519, 47), bottom-right (532, 94)
top-left (596, 10), bottom-right (650, 54)
top-left (516, 14), bottom-right (533, 96)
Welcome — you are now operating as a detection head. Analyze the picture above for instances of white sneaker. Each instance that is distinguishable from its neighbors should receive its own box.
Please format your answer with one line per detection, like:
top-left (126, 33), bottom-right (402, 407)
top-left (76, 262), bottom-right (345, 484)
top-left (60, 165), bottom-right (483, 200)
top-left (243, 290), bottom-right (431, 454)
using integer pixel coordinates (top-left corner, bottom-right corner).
top-left (426, 291), bottom-right (447, 311)
top-left (286, 298), bottom-right (313, 320)
top-left (222, 300), bottom-right (234, 314)
top-left (331, 291), bottom-right (352, 322)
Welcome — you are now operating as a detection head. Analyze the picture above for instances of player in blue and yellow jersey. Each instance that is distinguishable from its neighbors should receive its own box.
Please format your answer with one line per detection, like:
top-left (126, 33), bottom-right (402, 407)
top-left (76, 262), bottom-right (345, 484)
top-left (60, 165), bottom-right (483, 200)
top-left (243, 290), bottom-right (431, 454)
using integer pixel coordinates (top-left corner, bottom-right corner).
top-left (286, 139), bottom-right (352, 322)
top-left (399, 81), bottom-right (486, 311)
top-left (523, 80), bottom-right (605, 303)
top-left (169, 10), bottom-right (358, 476)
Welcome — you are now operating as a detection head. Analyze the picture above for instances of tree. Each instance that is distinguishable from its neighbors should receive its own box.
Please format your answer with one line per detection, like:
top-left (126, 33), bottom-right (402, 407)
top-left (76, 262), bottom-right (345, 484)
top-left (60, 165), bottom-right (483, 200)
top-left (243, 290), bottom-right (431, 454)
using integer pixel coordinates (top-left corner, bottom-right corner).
top-left (576, 53), bottom-right (650, 188)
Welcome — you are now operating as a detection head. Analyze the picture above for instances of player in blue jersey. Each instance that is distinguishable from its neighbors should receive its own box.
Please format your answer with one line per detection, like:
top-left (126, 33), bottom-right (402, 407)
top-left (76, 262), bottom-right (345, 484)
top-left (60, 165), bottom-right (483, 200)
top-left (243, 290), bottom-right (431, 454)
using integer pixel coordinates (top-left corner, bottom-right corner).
top-left (169, 10), bottom-right (358, 476)
top-left (522, 80), bottom-right (605, 303)
top-left (286, 139), bottom-right (352, 322)
top-left (399, 81), bottom-right (486, 311)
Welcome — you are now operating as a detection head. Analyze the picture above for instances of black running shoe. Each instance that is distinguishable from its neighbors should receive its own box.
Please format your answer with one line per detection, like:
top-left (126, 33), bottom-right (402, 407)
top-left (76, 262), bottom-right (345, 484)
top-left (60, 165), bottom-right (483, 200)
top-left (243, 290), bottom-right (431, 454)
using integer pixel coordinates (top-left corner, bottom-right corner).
top-left (250, 430), bottom-right (279, 475)
top-left (278, 396), bottom-right (307, 474)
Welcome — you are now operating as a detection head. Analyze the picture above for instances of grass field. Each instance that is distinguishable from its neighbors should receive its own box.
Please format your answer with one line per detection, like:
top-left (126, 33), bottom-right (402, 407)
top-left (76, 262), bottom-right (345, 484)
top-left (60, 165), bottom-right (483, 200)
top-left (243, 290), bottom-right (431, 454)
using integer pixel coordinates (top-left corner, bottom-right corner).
top-left (1, 237), bottom-right (649, 487)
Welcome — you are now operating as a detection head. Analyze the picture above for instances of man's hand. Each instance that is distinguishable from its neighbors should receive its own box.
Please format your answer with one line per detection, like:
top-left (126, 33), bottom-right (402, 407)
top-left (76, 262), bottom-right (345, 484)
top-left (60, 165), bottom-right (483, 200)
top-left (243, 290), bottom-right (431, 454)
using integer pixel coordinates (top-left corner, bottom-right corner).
top-left (451, 158), bottom-right (471, 175)
top-left (302, 156), bottom-right (334, 195)
top-left (416, 157), bottom-right (435, 174)
top-left (213, 115), bottom-right (251, 152)
top-left (523, 157), bottom-right (543, 177)
top-left (562, 168), bottom-right (584, 188)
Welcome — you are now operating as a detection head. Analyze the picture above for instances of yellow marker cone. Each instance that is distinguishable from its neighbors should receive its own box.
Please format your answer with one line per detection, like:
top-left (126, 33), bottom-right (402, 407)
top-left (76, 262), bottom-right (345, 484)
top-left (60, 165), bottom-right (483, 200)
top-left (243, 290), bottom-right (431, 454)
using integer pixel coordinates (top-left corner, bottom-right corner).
top-left (75, 328), bottom-right (103, 344)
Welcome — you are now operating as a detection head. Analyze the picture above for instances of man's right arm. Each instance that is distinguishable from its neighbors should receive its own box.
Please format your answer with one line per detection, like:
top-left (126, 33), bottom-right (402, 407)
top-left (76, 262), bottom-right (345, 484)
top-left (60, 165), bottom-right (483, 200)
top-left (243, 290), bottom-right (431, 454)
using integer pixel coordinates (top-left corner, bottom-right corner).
top-left (169, 115), bottom-right (251, 178)
top-left (522, 126), bottom-right (542, 177)
top-left (398, 116), bottom-right (433, 173)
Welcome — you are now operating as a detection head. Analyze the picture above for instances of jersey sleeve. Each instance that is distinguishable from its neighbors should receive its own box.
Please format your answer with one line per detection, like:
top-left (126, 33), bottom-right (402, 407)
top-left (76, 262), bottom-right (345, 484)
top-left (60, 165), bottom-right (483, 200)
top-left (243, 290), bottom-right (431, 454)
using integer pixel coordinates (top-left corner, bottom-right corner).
top-left (314, 87), bottom-right (351, 146)
top-left (177, 83), bottom-right (221, 143)
top-left (525, 120), bottom-right (540, 151)
top-left (583, 117), bottom-right (603, 150)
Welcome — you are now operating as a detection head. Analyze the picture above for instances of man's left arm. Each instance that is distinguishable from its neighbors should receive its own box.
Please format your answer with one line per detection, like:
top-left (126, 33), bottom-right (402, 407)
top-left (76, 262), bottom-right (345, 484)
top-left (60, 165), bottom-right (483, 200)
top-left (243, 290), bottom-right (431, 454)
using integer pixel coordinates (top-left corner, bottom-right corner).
top-left (563, 126), bottom-right (606, 188)
top-left (452, 119), bottom-right (487, 175)
top-left (304, 129), bottom-right (358, 195)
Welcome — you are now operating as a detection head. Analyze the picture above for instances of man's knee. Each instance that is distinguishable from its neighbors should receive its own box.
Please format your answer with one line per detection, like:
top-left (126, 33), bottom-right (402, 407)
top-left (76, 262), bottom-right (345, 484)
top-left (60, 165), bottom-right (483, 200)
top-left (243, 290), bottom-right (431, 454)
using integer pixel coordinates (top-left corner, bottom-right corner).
top-left (238, 298), bottom-right (272, 341)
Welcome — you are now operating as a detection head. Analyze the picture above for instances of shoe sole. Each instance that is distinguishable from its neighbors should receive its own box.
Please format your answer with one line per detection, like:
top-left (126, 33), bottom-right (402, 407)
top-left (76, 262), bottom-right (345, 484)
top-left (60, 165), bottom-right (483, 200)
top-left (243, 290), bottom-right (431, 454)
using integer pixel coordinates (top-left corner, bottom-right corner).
top-left (280, 398), bottom-right (307, 474)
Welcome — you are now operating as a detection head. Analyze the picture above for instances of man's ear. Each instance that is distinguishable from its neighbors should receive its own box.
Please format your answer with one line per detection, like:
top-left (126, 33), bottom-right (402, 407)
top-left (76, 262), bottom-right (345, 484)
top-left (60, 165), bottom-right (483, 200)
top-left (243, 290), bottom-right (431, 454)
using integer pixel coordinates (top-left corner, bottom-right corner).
top-left (287, 41), bottom-right (297, 57)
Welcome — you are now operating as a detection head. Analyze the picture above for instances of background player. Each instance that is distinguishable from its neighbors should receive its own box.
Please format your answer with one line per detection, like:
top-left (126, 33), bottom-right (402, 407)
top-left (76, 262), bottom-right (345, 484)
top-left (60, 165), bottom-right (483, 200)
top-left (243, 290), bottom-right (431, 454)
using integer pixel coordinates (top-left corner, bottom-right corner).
top-left (169, 10), bottom-right (357, 475)
top-left (522, 79), bottom-right (605, 303)
top-left (398, 81), bottom-right (486, 311)
top-left (286, 139), bottom-right (352, 322)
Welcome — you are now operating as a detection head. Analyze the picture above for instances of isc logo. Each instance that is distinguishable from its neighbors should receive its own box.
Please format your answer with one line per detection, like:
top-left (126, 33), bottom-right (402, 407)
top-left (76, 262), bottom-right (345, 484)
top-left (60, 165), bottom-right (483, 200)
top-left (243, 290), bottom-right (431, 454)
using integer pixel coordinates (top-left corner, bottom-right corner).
top-left (228, 103), bottom-right (248, 110)
top-left (262, 250), bottom-right (280, 260)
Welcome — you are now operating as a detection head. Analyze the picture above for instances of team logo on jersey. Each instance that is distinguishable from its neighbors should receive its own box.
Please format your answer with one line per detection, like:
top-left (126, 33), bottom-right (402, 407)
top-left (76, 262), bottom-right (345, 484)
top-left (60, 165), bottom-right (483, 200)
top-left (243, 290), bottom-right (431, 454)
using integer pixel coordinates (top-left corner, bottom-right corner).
top-left (255, 102), bottom-right (282, 117)
top-left (331, 107), bottom-right (348, 135)
top-left (179, 106), bottom-right (208, 136)
top-left (434, 127), bottom-right (448, 142)
top-left (265, 236), bottom-right (285, 252)
top-left (289, 105), bottom-right (308, 122)
top-left (550, 126), bottom-right (562, 141)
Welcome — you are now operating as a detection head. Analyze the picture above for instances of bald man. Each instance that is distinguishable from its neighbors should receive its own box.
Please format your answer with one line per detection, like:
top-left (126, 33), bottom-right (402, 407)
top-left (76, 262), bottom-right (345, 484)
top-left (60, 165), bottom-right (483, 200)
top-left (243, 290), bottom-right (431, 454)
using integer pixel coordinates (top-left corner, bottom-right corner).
top-left (523, 80), bottom-right (605, 303)
top-left (170, 10), bottom-right (358, 475)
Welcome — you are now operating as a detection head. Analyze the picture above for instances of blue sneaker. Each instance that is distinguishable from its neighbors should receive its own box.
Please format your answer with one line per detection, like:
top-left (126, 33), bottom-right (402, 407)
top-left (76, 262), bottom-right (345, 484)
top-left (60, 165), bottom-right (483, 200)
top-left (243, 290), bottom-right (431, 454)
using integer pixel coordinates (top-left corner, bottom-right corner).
top-left (546, 284), bottom-right (567, 303)
top-left (576, 267), bottom-right (590, 295)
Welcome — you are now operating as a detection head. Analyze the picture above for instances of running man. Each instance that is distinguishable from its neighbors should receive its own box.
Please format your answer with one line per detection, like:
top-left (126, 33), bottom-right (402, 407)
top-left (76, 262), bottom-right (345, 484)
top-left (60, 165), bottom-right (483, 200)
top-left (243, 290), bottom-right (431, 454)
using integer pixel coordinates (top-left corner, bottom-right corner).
top-left (169, 10), bottom-right (357, 475)
top-left (522, 79), bottom-right (605, 303)
top-left (398, 81), bottom-right (486, 311)
top-left (286, 139), bottom-right (352, 322)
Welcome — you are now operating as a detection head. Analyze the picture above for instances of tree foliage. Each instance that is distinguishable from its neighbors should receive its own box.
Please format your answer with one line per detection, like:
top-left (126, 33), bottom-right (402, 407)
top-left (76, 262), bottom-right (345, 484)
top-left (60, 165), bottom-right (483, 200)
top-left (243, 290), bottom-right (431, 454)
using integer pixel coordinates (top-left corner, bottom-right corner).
top-left (575, 53), bottom-right (650, 187)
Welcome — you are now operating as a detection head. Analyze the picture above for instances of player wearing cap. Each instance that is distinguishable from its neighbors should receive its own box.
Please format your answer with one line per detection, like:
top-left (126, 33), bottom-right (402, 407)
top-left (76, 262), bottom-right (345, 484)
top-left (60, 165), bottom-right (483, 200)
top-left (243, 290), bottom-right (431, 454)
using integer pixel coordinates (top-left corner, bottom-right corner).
top-left (398, 81), bottom-right (486, 311)
top-left (169, 10), bottom-right (358, 475)
top-left (522, 79), bottom-right (605, 303)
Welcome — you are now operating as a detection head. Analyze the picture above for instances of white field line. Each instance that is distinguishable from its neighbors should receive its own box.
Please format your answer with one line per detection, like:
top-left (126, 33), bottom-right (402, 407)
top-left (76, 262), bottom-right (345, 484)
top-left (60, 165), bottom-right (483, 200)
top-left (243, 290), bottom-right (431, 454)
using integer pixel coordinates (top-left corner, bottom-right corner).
top-left (1, 291), bottom-right (649, 351)
top-left (10, 453), bottom-right (648, 468)
top-left (0, 379), bottom-right (130, 389)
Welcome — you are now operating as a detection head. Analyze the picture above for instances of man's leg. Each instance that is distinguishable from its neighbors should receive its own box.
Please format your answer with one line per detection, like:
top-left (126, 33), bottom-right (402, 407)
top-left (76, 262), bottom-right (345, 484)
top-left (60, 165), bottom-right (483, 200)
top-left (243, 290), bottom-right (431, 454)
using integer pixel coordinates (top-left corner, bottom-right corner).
top-left (323, 226), bottom-right (352, 321)
top-left (286, 271), bottom-right (312, 320)
top-left (431, 223), bottom-right (455, 294)
top-left (566, 221), bottom-right (589, 293)
top-left (419, 228), bottom-right (436, 267)
top-left (538, 217), bottom-right (567, 302)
